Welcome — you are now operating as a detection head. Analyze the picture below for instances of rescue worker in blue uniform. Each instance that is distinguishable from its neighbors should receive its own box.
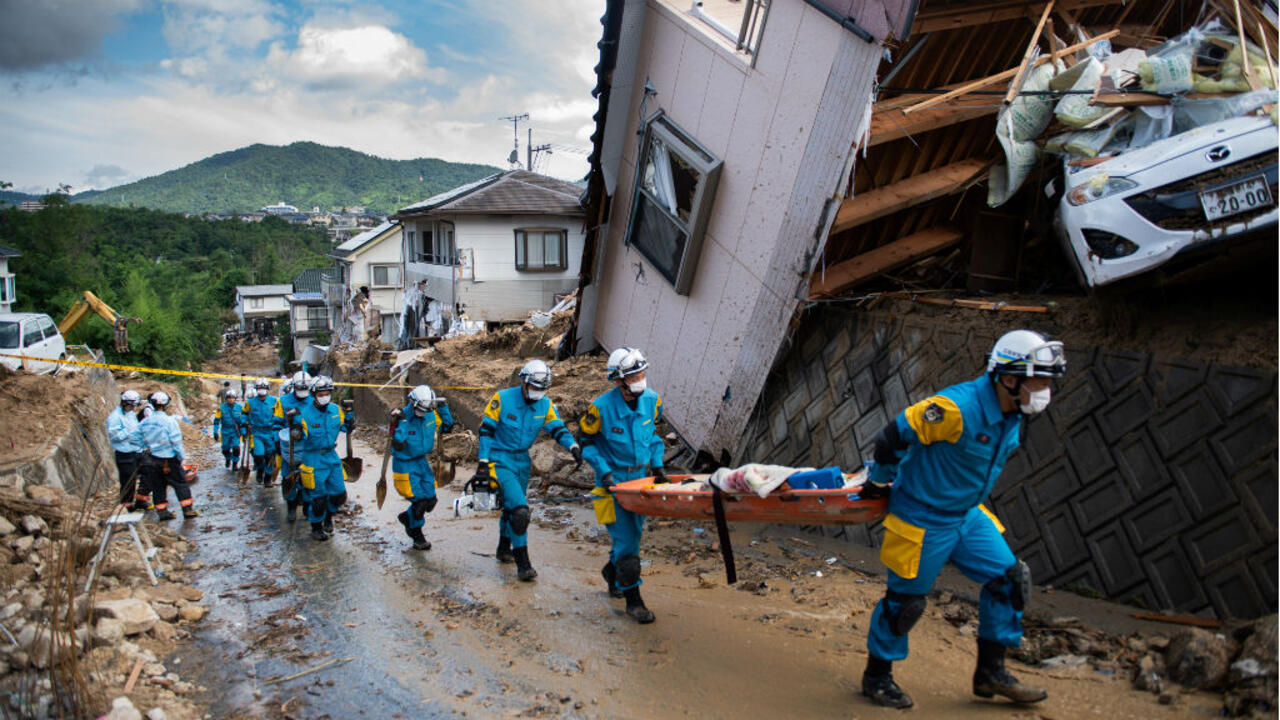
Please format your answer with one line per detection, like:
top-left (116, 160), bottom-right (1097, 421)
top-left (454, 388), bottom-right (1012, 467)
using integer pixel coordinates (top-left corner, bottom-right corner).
top-left (474, 359), bottom-right (582, 581)
top-left (279, 371), bottom-right (312, 521)
top-left (859, 330), bottom-right (1066, 709)
top-left (138, 391), bottom-right (198, 520)
top-left (579, 347), bottom-right (666, 624)
top-left (390, 385), bottom-right (455, 551)
top-left (107, 389), bottom-right (146, 509)
top-left (213, 388), bottom-right (246, 470)
top-left (287, 376), bottom-right (353, 541)
top-left (244, 377), bottom-right (285, 486)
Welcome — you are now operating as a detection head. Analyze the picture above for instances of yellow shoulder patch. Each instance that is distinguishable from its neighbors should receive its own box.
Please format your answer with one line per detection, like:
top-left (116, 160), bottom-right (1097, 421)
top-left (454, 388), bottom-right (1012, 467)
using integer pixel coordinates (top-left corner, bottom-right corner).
top-left (904, 395), bottom-right (963, 445)
top-left (483, 392), bottom-right (502, 422)
top-left (579, 404), bottom-right (602, 435)
top-left (653, 396), bottom-right (662, 421)
top-left (545, 403), bottom-right (559, 424)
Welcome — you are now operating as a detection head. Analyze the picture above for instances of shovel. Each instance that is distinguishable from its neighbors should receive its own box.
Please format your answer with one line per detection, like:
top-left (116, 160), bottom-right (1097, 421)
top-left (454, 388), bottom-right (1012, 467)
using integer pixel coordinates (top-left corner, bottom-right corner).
top-left (237, 426), bottom-right (252, 484)
top-left (282, 415), bottom-right (297, 499)
top-left (376, 416), bottom-right (398, 510)
top-left (342, 426), bottom-right (363, 482)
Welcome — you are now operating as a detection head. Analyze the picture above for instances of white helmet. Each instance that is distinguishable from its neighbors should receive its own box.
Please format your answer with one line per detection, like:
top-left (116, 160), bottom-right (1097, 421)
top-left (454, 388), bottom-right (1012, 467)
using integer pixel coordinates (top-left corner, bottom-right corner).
top-left (292, 371), bottom-right (312, 396)
top-left (225, 388), bottom-right (238, 399)
top-left (518, 359), bottom-right (553, 390)
top-left (255, 377), bottom-right (271, 390)
top-left (408, 385), bottom-right (436, 413)
top-left (988, 330), bottom-right (1066, 378)
top-left (606, 347), bottom-right (648, 380)
top-left (280, 380), bottom-right (293, 395)
top-left (120, 390), bottom-right (142, 406)
top-left (310, 375), bottom-right (335, 394)
top-left (150, 391), bottom-right (171, 408)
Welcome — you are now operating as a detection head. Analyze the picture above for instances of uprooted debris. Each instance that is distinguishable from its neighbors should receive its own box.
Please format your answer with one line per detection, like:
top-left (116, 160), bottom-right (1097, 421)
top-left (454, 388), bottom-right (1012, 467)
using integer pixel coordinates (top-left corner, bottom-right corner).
top-left (0, 484), bottom-right (209, 719)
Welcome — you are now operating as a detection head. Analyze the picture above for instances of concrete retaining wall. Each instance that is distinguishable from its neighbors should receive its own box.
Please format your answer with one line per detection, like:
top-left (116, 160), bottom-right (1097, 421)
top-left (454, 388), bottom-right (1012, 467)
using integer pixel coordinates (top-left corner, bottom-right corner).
top-left (734, 307), bottom-right (1278, 619)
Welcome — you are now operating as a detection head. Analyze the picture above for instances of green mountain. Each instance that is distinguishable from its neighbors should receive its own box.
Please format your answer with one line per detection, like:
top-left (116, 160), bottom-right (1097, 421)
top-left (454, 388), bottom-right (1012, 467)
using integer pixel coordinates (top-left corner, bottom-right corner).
top-left (77, 142), bottom-right (502, 215)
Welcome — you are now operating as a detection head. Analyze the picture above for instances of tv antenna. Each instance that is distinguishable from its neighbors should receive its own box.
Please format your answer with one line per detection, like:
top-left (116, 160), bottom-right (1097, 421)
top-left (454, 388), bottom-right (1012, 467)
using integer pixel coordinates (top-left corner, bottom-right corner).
top-left (499, 113), bottom-right (529, 168)
top-left (527, 128), bottom-right (552, 173)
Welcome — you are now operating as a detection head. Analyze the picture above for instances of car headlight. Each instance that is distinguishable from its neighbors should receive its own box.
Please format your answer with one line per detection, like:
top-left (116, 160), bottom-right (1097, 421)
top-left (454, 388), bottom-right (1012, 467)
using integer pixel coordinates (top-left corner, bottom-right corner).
top-left (1066, 174), bottom-right (1139, 206)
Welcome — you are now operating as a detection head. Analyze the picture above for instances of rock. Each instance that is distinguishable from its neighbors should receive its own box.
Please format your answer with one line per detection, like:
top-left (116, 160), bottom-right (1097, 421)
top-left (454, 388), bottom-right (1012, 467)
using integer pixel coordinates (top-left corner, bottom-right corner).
top-left (1041, 654), bottom-right (1089, 669)
top-left (0, 516), bottom-right (15, 536)
top-left (1238, 615), bottom-right (1278, 669)
top-left (10, 535), bottom-right (34, 554)
top-left (0, 602), bottom-right (21, 620)
top-left (696, 573), bottom-right (716, 588)
top-left (24, 485), bottom-right (65, 504)
top-left (1165, 628), bottom-right (1235, 689)
top-left (530, 443), bottom-right (558, 476)
top-left (1133, 654), bottom-right (1164, 693)
top-left (93, 598), bottom-right (160, 636)
top-left (152, 603), bottom-right (178, 622)
top-left (16, 625), bottom-right (72, 669)
top-left (150, 620), bottom-right (176, 642)
top-left (144, 662), bottom-right (166, 677)
top-left (146, 709), bottom-right (168, 720)
top-left (93, 618), bottom-right (125, 646)
top-left (178, 605), bottom-right (207, 622)
top-left (105, 696), bottom-right (143, 720)
top-left (19, 515), bottom-right (47, 536)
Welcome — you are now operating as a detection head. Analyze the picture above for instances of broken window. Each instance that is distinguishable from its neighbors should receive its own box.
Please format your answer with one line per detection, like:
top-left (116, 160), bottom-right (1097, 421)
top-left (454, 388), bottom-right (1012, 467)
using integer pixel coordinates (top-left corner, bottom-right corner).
top-left (688, 0), bottom-right (771, 67)
top-left (625, 111), bottom-right (723, 295)
top-left (515, 229), bottom-right (568, 271)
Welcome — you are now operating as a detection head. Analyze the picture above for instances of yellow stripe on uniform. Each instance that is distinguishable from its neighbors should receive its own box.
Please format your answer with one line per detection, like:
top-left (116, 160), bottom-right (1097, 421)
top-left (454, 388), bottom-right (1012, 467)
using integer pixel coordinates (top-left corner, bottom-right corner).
top-left (979, 504), bottom-right (1006, 533)
top-left (483, 392), bottom-right (502, 422)
top-left (903, 395), bottom-right (963, 445)
top-left (0, 353), bottom-right (493, 390)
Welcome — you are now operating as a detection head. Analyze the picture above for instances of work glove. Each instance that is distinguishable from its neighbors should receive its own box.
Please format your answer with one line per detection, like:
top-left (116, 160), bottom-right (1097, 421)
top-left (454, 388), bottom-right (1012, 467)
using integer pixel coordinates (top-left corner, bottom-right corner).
top-left (651, 466), bottom-right (669, 484)
top-left (286, 408), bottom-right (299, 420)
top-left (860, 481), bottom-right (891, 501)
top-left (441, 422), bottom-right (456, 434)
top-left (214, 432), bottom-right (220, 442)
top-left (346, 415), bottom-right (357, 430)
top-left (341, 398), bottom-right (354, 413)
top-left (570, 445), bottom-right (583, 469)
top-left (599, 472), bottom-right (616, 492)
top-left (390, 409), bottom-right (403, 420)
top-left (289, 426), bottom-right (304, 442)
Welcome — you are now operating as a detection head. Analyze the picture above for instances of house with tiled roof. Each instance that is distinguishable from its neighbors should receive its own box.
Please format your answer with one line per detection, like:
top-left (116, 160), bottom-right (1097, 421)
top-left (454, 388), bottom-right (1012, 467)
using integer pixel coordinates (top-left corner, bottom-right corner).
top-left (287, 267), bottom-right (340, 359)
top-left (324, 221), bottom-right (403, 342)
top-left (233, 283), bottom-right (291, 338)
top-left (392, 169), bottom-right (586, 325)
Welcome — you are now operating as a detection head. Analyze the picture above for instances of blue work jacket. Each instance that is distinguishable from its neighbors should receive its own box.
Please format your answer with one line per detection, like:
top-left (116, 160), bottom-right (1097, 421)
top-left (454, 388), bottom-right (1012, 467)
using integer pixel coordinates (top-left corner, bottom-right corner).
top-left (296, 401), bottom-right (349, 456)
top-left (213, 401), bottom-right (245, 435)
top-left (393, 403), bottom-right (455, 460)
top-left (579, 386), bottom-right (664, 479)
top-left (244, 394), bottom-right (284, 433)
top-left (107, 407), bottom-right (145, 453)
top-left (477, 387), bottom-right (576, 459)
top-left (876, 375), bottom-right (1023, 514)
top-left (139, 412), bottom-right (185, 460)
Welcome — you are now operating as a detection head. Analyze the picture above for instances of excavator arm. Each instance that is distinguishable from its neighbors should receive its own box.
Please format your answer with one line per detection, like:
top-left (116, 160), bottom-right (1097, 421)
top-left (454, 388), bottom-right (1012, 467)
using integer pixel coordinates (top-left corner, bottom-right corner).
top-left (58, 291), bottom-right (142, 353)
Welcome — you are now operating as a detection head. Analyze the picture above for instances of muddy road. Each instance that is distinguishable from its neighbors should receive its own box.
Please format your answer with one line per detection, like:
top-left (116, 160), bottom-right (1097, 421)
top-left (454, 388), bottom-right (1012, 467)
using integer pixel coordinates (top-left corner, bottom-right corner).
top-left (168, 435), bottom-right (1222, 720)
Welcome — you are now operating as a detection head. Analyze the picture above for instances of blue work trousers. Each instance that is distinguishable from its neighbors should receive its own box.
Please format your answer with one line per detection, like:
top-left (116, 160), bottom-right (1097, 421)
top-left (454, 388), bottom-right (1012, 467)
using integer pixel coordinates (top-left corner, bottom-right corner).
top-left (867, 499), bottom-right (1020, 661)
top-left (392, 457), bottom-right (436, 530)
top-left (605, 468), bottom-right (649, 590)
top-left (493, 449), bottom-right (532, 549)
top-left (299, 453), bottom-right (346, 523)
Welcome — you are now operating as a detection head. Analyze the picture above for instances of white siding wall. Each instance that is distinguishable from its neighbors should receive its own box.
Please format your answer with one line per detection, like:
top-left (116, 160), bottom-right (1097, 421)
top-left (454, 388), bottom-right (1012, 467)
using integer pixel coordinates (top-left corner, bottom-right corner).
top-left (346, 227), bottom-right (404, 320)
top-left (237, 293), bottom-right (290, 330)
top-left (0, 258), bottom-right (12, 313)
top-left (590, 0), bottom-right (884, 456)
top-left (405, 213), bottom-right (585, 323)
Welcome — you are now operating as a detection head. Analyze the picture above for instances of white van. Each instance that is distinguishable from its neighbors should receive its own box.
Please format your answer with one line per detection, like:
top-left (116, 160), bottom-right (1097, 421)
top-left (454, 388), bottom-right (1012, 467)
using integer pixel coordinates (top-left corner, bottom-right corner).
top-left (0, 313), bottom-right (67, 374)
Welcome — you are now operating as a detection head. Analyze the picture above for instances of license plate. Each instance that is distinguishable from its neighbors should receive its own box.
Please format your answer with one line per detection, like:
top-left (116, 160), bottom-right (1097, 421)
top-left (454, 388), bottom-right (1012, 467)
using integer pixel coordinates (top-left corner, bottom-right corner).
top-left (1199, 175), bottom-right (1274, 221)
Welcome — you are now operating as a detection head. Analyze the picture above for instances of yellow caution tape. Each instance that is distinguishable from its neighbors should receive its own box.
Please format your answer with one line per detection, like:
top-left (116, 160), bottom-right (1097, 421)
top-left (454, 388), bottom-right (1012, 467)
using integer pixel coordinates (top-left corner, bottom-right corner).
top-left (0, 353), bottom-right (494, 391)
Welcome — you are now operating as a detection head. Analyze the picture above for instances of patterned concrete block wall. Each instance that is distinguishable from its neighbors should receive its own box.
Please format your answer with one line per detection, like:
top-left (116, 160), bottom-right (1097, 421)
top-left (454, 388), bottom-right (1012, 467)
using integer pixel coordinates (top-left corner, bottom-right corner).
top-left (733, 307), bottom-right (1278, 619)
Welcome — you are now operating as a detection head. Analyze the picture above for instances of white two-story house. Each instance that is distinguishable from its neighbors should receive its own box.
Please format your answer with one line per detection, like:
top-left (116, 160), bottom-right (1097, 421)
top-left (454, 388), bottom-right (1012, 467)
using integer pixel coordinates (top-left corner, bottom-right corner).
top-left (324, 221), bottom-right (404, 342)
top-left (393, 170), bottom-right (586, 324)
top-left (233, 284), bottom-right (291, 338)
top-left (0, 245), bottom-right (20, 313)
top-left (287, 268), bottom-right (339, 360)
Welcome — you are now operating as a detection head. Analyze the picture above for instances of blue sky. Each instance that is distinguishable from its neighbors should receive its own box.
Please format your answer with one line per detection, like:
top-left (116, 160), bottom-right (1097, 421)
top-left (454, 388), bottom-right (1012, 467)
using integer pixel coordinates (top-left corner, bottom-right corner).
top-left (1, 0), bottom-right (605, 194)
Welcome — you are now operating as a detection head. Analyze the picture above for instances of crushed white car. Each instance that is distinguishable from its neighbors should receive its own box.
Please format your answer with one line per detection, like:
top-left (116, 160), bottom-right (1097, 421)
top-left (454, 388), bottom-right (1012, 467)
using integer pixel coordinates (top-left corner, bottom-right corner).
top-left (1054, 113), bottom-right (1278, 288)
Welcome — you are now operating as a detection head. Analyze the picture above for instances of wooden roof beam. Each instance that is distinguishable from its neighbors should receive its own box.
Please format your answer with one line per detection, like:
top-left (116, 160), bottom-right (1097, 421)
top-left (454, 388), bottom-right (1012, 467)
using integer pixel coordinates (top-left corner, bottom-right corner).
top-left (912, 0), bottom-right (1123, 34)
top-left (869, 95), bottom-right (999, 147)
top-left (830, 158), bottom-right (988, 235)
top-left (810, 226), bottom-right (966, 298)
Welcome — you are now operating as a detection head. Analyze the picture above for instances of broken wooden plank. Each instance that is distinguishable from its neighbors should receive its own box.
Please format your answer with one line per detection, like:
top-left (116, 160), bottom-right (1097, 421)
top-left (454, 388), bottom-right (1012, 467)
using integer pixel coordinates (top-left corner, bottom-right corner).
top-left (1006, 1), bottom-right (1057, 105)
top-left (903, 31), bottom-right (1120, 115)
top-left (831, 159), bottom-right (987, 235)
top-left (882, 293), bottom-right (1051, 313)
top-left (869, 95), bottom-right (999, 146)
top-left (911, 0), bottom-right (1121, 34)
top-left (1131, 612), bottom-right (1223, 629)
top-left (1091, 92), bottom-right (1237, 106)
top-left (810, 227), bottom-right (965, 298)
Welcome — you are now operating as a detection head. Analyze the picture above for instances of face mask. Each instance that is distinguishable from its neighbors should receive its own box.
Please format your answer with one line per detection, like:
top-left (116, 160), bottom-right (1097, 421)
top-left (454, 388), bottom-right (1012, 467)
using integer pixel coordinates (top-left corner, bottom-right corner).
top-left (295, 390), bottom-right (310, 399)
top-left (257, 389), bottom-right (268, 397)
top-left (526, 388), bottom-right (546, 401)
top-left (627, 379), bottom-right (647, 394)
top-left (1020, 387), bottom-right (1051, 415)
top-left (414, 408), bottom-right (427, 417)
top-left (316, 395), bottom-right (331, 407)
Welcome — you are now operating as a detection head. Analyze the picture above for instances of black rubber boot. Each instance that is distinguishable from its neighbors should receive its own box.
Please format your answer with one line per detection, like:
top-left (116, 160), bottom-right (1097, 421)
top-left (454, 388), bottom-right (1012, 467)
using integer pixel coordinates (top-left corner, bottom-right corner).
top-left (513, 547), bottom-right (537, 581)
top-left (310, 522), bottom-right (329, 541)
top-left (285, 501), bottom-right (299, 523)
top-left (156, 509), bottom-right (176, 522)
top-left (397, 510), bottom-right (413, 538)
top-left (601, 562), bottom-right (623, 598)
top-left (495, 536), bottom-right (515, 564)
top-left (973, 638), bottom-right (1047, 704)
top-left (323, 513), bottom-right (334, 534)
top-left (862, 656), bottom-right (913, 708)
top-left (622, 587), bottom-right (655, 624)
top-left (408, 527), bottom-right (432, 551)
top-left (182, 507), bottom-right (199, 519)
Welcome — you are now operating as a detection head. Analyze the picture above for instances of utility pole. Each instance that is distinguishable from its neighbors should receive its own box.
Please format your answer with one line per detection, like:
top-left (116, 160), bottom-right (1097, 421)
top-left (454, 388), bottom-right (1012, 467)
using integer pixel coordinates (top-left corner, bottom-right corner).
top-left (527, 128), bottom-right (552, 173)
top-left (499, 113), bottom-right (529, 168)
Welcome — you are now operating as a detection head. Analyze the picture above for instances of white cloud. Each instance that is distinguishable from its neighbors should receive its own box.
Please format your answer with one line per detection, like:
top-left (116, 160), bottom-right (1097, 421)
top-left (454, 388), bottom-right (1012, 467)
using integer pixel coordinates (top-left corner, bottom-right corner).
top-left (266, 24), bottom-right (445, 89)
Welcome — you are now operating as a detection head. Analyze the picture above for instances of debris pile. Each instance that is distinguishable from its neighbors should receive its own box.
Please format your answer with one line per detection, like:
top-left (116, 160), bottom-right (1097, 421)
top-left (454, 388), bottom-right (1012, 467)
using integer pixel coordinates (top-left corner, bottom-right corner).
top-left (0, 484), bottom-right (208, 719)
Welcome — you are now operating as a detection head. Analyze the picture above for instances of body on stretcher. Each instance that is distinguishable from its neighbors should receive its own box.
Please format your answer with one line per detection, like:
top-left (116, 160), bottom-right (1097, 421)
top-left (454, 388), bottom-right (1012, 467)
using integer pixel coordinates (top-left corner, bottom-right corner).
top-left (611, 468), bottom-right (887, 526)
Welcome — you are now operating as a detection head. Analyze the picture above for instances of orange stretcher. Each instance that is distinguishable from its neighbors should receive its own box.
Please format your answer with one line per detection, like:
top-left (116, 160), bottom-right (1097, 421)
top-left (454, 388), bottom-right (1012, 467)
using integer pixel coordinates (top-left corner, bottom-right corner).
top-left (611, 474), bottom-right (888, 526)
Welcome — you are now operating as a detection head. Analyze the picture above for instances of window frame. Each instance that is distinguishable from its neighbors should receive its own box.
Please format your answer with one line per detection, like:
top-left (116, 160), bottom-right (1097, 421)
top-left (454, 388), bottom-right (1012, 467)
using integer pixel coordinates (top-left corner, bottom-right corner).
top-left (623, 110), bottom-right (723, 296)
top-left (0, 275), bottom-right (13, 304)
top-left (369, 263), bottom-right (400, 289)
top-left (689, 0), bottom-right (771, 67)
top-left (22, 320), bottom-right (43, 347)
top-left (514, 228), bottom-right (569, 272)
top-left (305, 306), bottom-right (328, 331)
top-left (248, 296), bottom-right (264, 309)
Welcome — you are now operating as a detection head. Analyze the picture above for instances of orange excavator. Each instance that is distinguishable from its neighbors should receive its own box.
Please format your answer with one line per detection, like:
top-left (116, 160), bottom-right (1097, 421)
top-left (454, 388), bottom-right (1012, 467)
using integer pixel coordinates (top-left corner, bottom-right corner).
top-left (58, 291), bottom-right (142, 353)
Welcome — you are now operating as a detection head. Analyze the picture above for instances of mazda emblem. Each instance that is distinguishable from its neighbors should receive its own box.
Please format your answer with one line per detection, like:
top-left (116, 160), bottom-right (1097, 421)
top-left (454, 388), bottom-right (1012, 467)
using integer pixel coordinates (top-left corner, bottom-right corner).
top-left (1207, 145), bottom-right (1231, 162)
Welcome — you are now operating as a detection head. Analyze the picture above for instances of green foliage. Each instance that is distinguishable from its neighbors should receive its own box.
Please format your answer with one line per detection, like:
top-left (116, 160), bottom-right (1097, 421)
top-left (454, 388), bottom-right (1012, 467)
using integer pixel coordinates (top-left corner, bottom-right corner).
top-left (76, 142), bottom-right (501, 215)
top-left (0, 203), bottom-right (330, 372)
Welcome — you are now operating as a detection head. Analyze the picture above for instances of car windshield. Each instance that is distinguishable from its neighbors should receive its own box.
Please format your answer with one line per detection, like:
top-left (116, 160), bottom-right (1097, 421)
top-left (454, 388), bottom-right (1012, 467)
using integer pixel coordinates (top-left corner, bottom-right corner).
top-left (0, 322), bottom-right (18, 349)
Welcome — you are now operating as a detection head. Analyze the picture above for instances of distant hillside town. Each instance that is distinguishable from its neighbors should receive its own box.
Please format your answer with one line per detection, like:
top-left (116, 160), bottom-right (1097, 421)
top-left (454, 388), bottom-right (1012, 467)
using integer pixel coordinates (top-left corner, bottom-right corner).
top-left (202, 201), bottom-right (386, 243)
